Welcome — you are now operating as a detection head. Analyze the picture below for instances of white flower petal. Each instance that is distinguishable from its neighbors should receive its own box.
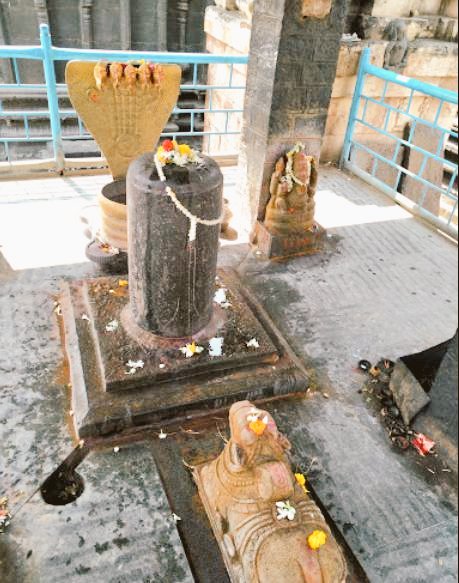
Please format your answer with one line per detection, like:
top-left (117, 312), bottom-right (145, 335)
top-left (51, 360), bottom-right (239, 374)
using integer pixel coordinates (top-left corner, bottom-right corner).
top-left (214, 288), bottom-right (228, 305)
top-left (209, 337), bottom-right (224, 357)
top-left (105, 319), bottom-right (119, 332)
top-left (246, 338), bottom-right (260, 349)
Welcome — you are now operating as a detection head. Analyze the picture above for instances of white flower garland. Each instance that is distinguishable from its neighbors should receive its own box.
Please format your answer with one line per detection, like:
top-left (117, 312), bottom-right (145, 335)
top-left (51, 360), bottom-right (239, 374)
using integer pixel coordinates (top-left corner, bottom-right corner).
top-left (154, 153), bottom-right (225, 242)
top-left (282, 143), bottom-right (307, 192)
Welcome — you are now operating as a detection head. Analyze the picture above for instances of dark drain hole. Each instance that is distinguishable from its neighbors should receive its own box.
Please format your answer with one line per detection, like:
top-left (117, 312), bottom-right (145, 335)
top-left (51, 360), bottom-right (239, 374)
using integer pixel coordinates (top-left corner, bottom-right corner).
top-left (40, 468), bottom-right (85, 506)
top-left (40, 443), bottom-right (89, 506)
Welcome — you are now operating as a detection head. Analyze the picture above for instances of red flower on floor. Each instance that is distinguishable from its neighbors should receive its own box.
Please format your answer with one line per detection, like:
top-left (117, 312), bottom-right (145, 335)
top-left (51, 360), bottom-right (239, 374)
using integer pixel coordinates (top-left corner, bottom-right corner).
top-left (162, 139), bottom-right (175, 152)
top-left (411, 433), bottom-right (435, 456)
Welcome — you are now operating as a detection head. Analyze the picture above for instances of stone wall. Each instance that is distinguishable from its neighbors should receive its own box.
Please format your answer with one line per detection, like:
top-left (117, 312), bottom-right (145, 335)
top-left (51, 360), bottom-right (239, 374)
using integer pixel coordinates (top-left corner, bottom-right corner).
top-left (0, 0), bottom-right (213, 83)
top-left (204, 1), bottom-right (458, 161)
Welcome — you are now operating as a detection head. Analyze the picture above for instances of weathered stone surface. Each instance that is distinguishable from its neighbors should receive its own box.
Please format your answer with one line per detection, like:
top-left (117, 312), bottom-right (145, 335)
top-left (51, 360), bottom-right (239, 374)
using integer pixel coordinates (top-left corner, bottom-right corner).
top-left (62, 269), bottom-right (309, 438)
top-left (255, 221), bottom-right (326, 259)
top-left (236, 0), bottom-right (254, 19)
top-left (414, 330), bottom-right (458, 470)
top-left (215, 0), bottom-right (238, 9)
top-left (401, 122), bottom-right (444, 216)
top-left (127, 153), bottom-right (223, 338)
top-left (66, 61), bottom-right (181, 179)
top-left (194, 400), bottom-right (348, 582)
top-left (389, 360), bottom-right (431, 426)
top-left (302, 0), bottom-right (332, 19)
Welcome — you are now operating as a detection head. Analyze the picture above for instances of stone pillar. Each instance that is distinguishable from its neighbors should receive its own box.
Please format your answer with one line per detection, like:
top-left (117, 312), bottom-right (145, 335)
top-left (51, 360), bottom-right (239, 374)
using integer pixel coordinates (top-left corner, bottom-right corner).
top-left (79, 0), bottom-right (94, 49)
top-left (126, 153), bottom-right (223, 338)
top-left (238, 0), bottom-right (347, 222)
top-left (119, 0), bottom-right (131, 50)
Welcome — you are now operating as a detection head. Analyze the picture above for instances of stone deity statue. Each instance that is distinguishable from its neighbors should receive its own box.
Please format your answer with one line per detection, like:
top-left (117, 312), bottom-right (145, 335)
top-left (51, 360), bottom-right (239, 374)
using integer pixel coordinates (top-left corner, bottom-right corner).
top-left (264, 144), bottom-right (318, 236)
top-left (194, 401), bottom-right (347, 582)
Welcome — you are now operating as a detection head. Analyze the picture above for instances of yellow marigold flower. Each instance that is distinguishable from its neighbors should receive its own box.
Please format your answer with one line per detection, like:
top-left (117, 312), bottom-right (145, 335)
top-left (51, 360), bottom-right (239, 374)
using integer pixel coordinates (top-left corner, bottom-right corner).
top-left (307, 530), bottom-right (327, 551)
top-left (172, 140), bottom-right (179, 150)
top-left (295, 473), bottom-right (309, 494)
top-left (178, 144), bottom-right (192, 156)
top-left (118, 279), bottom-right (128, 287)
top-left (249, 419), bottom-right (268, 436)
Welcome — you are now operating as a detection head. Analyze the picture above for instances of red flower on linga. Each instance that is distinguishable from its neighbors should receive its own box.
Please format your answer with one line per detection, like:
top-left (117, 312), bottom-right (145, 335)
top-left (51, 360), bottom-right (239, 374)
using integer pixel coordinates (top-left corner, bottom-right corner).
top-left (162, 139), bottom-right (174, 152)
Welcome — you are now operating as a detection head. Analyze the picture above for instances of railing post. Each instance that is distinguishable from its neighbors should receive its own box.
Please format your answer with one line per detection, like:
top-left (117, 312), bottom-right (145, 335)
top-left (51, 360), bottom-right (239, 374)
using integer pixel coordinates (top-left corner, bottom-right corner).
top-left (340, 46), bottom-right (371, 169)
top-left (40, 23), bottom-right (65, 173)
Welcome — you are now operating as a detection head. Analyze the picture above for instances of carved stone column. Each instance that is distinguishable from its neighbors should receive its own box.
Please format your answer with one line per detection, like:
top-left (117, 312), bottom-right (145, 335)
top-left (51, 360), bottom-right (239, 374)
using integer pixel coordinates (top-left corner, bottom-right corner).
top-left (238, 0), bottom-right (347, 222)
top-left (120, 0), bottom-right (131, 50)
top-left (177, 0), bottom-right (190, 52)
top-left (33, 0), bottom-right (49, 26)
top-left (153, 0), bottom-right (168, 51)
top-left (79, 0), bottom-right (94, 49)
top-left (0, 1), bottom-right (13, 83)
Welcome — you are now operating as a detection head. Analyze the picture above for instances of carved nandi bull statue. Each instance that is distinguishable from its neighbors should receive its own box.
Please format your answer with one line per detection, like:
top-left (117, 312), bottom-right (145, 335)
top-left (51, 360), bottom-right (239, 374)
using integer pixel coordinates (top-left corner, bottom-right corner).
top-left (194, 401), bottom-right (347, 583)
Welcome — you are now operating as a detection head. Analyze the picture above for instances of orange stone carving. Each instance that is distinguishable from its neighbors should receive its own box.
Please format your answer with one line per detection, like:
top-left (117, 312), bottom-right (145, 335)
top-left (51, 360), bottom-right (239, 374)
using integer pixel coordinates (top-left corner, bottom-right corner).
top-left (264, 145), bottom-right (318, 236)
top-left (302, 0), bottom-right (332, 19)
top-left (194, 401), bottom-right (347, 582)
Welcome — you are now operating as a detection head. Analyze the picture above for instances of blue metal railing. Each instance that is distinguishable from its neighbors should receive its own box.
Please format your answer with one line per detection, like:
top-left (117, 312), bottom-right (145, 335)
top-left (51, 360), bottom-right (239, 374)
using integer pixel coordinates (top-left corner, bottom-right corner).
top-left (341, 47), bottom-right (458, 239)
top-left (0, 24), bottom-right (248, 173)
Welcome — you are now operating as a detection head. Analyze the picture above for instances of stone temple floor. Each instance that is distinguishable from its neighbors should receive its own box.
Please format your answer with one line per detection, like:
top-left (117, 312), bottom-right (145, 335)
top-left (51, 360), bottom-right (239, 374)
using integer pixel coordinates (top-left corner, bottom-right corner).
top-left (0, 166), bottom-right (457, 582)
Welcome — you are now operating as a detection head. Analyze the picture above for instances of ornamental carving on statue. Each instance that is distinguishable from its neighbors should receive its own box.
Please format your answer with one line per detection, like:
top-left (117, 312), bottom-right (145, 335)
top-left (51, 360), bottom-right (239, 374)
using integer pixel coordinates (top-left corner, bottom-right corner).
top-left (194, 401), bottom-right (347, 582)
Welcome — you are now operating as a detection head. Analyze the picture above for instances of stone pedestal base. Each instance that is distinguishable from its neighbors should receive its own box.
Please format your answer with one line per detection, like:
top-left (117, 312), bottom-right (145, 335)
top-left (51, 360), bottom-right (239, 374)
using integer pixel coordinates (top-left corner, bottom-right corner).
top-left (255, 221), bottom-right (326, 259)
top-left (61, 269), bottom-right (308, 438)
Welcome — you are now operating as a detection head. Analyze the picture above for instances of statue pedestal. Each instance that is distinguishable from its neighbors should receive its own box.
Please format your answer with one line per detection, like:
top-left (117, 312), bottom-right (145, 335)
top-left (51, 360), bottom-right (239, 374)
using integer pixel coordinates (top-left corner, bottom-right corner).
top-left (254, 221), bottom-right (327, 260)
top-left (62, 269), bottom-right (308, 438)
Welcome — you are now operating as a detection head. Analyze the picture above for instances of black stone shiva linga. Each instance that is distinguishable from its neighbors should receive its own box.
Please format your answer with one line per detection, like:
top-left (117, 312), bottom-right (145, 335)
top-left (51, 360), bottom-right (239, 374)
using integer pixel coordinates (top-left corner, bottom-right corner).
top-left (61, 144), bottom-right (308, 439)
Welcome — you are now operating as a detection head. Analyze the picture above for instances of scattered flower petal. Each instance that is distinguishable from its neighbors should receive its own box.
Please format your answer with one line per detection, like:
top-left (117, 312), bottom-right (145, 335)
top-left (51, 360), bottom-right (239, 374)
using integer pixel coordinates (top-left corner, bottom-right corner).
top-left (295, 473), bottom-right (310, 494)
top-left (247, 409), bottom-right (269, 436)
top-left (113, 446), bottom-right (120, 453)
top-left (118, 279), bottom-right (129, 287)
top-left (53, 301), bottom-right (62, 316)
top-left (99, 243), bottom-right (120, 255)
top-left (411, 433), bottom-right (435, 457)
top-left (159, 363), bottom-right (166, 369)
top-left (125, 359), bottom-right (144, 375)
top-left (276, 501), bottom-right (296, 521)
top-left (179, 342), bottom-right (204, 358)
top-left (159, 429), bottom-right (168, 440)
top-left (214, 288), bottom-right (231, 309)
top-left (172, 513), bottom-right (182, 523)
top-left (308, 530), bottom-right (327, 550)
top-left (209, 337), bottom-right (224, 357)
top-left (81, 314), bottom-right (90, 322)
top-left (105, 319), bottom-right (119, 332)
top-left (78, 440), bottom-right (85, 448)
top-left (246, 338), bottom-right (260, 349)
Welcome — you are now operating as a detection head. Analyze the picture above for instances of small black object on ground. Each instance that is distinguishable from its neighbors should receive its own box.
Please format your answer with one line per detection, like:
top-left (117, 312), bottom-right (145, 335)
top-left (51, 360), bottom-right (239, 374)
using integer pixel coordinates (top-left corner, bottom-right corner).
top-left (40, 443), bottom-right (90, 506)
top-left (86, 239), bottom-right (128, 274)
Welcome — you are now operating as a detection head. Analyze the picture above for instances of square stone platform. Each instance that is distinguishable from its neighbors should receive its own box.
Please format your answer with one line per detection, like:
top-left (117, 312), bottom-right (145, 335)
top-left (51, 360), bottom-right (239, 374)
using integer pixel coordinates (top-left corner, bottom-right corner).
top-left (255, 221), bottom-right (326, 259)
top-left (62, 268), bottom-right (309, 438)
